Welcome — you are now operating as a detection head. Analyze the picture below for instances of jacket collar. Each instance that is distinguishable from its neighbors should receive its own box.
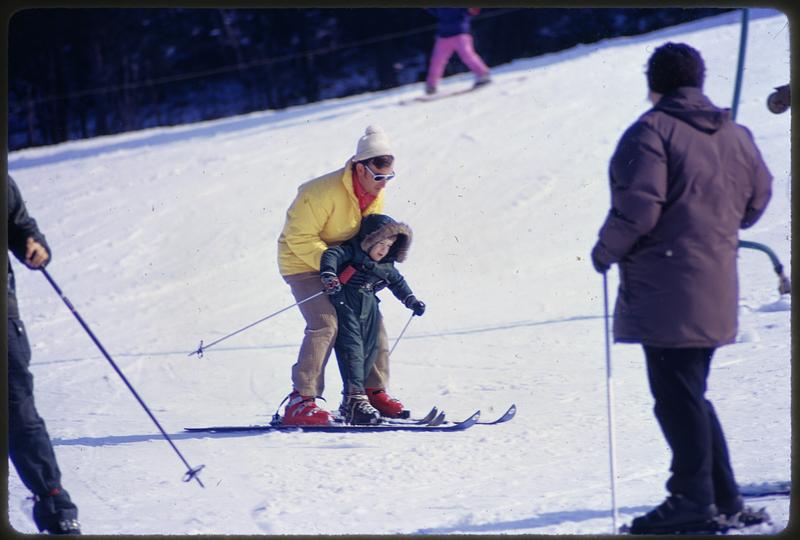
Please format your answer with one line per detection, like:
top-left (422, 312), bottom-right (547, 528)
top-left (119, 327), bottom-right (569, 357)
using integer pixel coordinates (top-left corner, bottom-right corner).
top-left (342, 158), bottom-right (383, 214)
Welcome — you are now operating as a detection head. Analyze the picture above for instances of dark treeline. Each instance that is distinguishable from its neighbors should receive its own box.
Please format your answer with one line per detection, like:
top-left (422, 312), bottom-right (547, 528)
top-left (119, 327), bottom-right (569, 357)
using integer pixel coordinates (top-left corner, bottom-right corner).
top-left (8, 7), bottom-right (730, 150)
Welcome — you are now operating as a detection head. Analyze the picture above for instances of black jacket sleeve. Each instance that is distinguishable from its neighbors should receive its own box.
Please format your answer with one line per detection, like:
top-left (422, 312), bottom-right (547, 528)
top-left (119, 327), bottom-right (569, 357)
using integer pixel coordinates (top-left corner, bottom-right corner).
top-left (7, 175), bottom-right (51, 264)
top-left (382, 265), bottom-right (414, 304)
top-left (319, 243), bottom-right (355, 276)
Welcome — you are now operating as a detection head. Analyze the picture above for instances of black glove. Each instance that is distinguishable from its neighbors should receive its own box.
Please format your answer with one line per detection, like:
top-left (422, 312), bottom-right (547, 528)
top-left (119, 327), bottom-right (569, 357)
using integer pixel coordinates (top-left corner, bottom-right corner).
top-left (321, 272), bottom-right (341, 295)
top-left (404, 295), bottom-right (426, 316)
top-left (590, 244), bottom-right (610, 274)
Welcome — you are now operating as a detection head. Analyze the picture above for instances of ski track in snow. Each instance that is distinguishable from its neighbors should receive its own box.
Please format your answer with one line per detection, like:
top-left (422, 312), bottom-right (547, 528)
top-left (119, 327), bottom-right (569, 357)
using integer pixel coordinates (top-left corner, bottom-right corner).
top-left (6, 9), bottom-right (791, 535)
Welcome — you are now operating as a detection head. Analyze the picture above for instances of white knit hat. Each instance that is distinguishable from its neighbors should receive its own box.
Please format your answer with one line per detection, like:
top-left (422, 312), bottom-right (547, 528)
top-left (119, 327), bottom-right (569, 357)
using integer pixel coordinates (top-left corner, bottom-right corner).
top-left (352, 125), bottom-right (393, 163)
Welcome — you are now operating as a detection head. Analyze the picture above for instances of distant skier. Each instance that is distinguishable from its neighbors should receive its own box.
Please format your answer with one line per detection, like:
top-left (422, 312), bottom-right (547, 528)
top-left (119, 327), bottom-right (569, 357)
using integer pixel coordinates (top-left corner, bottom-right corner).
top-left (277, 125), bottom-right (408, 425)
top-left (425, 8), bottom-right (491, 95)
top-left (590, 43), bottom-right (773, 534)
top-left (319, 214), bottom-right (425, 424)
top-left (7, 175), bottom-right (81, 535)
top-left (766, 84), bottom-right (790, 114)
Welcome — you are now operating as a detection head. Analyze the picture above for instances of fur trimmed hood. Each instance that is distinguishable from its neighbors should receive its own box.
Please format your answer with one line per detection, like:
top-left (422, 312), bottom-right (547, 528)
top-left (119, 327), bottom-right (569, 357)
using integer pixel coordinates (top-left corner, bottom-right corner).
top-left (358, 214), bottom-right (412, 263)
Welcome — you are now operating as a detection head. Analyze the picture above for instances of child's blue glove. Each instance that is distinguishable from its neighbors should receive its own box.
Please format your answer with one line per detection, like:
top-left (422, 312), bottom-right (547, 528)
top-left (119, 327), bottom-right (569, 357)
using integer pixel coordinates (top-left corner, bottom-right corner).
top-left (404, 295), bottom-right (426, 316)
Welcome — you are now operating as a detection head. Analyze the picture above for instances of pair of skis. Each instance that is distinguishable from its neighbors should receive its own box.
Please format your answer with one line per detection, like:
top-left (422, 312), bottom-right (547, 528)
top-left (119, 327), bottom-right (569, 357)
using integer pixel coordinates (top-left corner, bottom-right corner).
top-left (376, 404), bottom-right (515, 427)
top-left (184, 404), bottom-right (516, 433)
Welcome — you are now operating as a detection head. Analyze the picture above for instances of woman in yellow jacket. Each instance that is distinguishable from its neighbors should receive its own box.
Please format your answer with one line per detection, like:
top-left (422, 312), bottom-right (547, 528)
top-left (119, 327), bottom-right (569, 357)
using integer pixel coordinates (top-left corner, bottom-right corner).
top-left (277, 125), bottom-right (406, 425)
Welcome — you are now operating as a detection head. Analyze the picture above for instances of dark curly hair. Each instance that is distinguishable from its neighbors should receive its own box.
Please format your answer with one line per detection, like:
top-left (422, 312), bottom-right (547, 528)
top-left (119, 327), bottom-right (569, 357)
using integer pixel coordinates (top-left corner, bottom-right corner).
top-left (647, 42), bottom-right (705, 94)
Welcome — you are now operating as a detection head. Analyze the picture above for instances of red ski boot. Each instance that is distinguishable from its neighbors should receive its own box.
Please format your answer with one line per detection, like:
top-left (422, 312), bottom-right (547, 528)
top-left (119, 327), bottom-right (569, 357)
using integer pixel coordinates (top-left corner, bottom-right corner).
top-left (281, 391), bottom-right (333, 426)
top-left (365, 387), bottom-right (405, 418)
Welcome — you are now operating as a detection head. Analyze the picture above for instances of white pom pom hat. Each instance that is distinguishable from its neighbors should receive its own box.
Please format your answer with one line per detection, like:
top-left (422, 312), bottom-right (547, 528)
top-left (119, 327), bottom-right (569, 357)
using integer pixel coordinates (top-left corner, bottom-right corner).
top-left (352, 124), bottom-right (394, 163)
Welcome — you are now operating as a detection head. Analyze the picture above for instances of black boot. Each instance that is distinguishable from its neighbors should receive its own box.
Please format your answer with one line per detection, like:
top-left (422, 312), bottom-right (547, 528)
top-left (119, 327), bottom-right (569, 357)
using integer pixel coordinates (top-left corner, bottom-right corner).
top-left (629, 494), bottom-right (718, 534)
top-left (33, 487), bottom-right (81, 535)
top-left (345, 394), bottom-right (382, 425)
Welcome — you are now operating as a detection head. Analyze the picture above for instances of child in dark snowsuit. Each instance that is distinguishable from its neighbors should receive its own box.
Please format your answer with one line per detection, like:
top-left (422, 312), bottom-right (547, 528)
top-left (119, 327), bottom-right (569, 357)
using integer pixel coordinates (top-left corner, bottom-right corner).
top-left (319, 214), bottom-right (426, 425)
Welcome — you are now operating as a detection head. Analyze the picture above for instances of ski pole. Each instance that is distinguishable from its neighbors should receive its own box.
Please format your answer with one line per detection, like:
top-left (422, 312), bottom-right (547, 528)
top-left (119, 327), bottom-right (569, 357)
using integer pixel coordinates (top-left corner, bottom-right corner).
top-left (730, 8), bottom-right (749, 121)
top-left (188, 290), bottom-right (325, 357)
top-left (388, 312), bottom-right (415, 357)
top-left (738, 240), bottom-right (791, 295)
top-left (40, 268), bottom-right (205, 488)
top-left (602, 272), bottom-right (620, 534)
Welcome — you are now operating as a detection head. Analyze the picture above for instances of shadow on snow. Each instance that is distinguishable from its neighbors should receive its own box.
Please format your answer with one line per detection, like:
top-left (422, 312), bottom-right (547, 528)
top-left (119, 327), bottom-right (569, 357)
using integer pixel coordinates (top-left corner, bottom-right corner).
top-left (413, 505), bottom-right (652, 534)
top-left (52, 429), bottom-right (264, 446)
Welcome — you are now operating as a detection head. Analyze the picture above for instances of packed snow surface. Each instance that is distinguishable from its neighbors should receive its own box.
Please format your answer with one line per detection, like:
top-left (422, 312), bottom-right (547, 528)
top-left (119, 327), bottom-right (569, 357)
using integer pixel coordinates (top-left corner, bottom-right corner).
top-left (7, 8), bottom-right (790, 535)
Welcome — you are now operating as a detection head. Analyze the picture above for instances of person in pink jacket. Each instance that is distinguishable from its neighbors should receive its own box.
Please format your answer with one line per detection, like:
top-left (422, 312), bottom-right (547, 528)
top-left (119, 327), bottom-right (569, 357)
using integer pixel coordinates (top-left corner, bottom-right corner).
top-left (425, 8), bottom-right (491, 95)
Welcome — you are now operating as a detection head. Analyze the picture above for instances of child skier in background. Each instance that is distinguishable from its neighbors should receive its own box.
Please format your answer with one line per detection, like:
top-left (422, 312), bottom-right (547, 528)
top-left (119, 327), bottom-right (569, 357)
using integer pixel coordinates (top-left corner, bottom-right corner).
top-left (319, 214), bottom-right (426, 425)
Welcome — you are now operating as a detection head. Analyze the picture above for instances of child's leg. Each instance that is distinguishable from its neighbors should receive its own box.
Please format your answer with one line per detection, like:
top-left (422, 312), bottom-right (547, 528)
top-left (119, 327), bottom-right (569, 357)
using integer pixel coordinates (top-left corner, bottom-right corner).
top-left (332, 342), bottom-right (350, 396)
top-left (453, 33), bottom-right (490, 77)
top-left (364, 315), bottom-right (405, 417)
top-left (334, 304), bottom-right (368, 394)
top-left (426, 36), bottom-right (458, 89)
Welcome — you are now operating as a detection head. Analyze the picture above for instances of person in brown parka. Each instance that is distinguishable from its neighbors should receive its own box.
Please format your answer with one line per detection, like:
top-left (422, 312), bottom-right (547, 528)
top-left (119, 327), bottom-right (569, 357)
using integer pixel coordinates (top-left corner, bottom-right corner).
top-left (591, 42), bottom-right (773, 534)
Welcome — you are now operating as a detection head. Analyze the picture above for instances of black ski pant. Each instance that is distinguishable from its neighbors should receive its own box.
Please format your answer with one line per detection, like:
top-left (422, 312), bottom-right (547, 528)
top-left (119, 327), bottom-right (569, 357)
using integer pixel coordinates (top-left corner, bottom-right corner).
top-left (331, 287), bottom-right (381, 395)
top-left (644, 346), bottom-right (740, 507)
top-left (8, 318), bottom-right (78, 532)
top-left (7, 318), bottom-right (64, 496)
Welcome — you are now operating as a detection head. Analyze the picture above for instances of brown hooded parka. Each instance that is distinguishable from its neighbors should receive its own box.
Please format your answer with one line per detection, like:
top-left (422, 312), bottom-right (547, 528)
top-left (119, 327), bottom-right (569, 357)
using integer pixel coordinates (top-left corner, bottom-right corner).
top-left (593, 87), bottom-right (773, 348)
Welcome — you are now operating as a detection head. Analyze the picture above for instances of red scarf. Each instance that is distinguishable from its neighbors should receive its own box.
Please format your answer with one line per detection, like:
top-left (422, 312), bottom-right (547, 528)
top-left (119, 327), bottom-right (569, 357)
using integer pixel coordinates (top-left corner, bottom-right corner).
top-left (353, 176), bottom-right (376, 213)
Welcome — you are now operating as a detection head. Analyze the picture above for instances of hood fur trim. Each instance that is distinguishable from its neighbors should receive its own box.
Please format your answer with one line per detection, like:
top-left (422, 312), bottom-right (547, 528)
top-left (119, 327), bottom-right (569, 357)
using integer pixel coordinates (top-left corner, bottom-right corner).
top-left (360, 221), bottom-right (413, 263)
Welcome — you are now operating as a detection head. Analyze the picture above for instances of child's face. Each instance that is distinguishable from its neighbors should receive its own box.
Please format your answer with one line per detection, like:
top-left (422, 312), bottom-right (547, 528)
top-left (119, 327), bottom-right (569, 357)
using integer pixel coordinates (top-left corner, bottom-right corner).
top-left (369, 236), bottom-right (396, 261)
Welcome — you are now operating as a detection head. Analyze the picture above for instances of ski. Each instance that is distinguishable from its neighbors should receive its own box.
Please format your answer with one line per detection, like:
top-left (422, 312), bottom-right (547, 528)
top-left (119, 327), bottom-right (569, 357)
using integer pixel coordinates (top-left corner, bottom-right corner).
top-left (382, 404), bottom-right (514, 426)
top-left (378, 403), bottom-right (514, 427)
top-left (334, 406), bottom-right (441, 426)
top-left (741, 480), bottom-right (790, 498)
top-left (467, 403), bottom-right (515, 425)
top-left (382, 407), bottom-right (447, 426)
top-left (184, 410), bottom-right (481, 433)
top-left (619, 519), bottom-right (723, 535)
top-left (399, 81), bottom-right (491, 105)
top-left (425, 403), bottom-right (515, 426)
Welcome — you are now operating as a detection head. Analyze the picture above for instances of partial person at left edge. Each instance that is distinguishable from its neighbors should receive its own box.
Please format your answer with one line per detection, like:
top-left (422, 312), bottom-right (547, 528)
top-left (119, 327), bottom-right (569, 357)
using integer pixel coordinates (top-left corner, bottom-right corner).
top-left (6, 174), bottom-right (81, 535)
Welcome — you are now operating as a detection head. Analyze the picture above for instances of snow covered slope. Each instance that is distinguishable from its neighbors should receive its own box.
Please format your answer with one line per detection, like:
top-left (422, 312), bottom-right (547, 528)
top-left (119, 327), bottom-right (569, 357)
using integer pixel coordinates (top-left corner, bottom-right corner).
top-left (7, 8), bottom-right (790, 535)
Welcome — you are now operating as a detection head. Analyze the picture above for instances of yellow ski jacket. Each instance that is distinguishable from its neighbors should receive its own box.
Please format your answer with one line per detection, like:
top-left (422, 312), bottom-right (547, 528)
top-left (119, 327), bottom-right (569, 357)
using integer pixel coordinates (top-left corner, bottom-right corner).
top-left (278, 160), bottom-right (385, 276)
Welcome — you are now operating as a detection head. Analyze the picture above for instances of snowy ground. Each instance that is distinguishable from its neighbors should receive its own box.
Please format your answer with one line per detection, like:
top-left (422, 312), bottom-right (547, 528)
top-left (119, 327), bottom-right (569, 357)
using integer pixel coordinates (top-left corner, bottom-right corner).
top-left (6, 8), bottom-right (791, 535)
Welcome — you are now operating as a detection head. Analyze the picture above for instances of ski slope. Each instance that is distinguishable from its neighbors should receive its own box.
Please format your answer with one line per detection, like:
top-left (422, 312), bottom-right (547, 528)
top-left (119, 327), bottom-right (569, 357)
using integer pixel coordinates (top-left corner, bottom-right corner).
top-left (6, 8), bottom-right (791, 535)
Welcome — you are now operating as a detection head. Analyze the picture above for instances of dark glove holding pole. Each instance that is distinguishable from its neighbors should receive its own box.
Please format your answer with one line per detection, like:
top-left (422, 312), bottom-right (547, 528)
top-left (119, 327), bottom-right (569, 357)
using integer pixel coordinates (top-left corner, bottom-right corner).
top-left (321, 272), bottom-right (341, 295)
top-left (404, 295), bottom-right (426, 316)
top-left (590, 244), bottom-right (610, 274)
top-left (24, 237), bottom-right (50, 269)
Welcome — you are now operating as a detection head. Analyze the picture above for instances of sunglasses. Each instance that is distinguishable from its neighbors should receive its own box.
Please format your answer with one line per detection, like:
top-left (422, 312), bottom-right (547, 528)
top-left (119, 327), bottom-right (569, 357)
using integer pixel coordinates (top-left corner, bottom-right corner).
top-left (362, 162), bottom-right (396, 182)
